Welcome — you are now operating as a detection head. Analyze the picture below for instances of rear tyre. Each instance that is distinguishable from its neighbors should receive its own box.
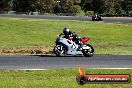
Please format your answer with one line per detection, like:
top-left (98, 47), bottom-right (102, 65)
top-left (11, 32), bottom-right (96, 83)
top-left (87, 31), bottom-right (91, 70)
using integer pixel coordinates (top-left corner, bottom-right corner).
top-left (82, 44), bottom-right (94, 57)
top-left (54, 44), bottom-right (67, 56)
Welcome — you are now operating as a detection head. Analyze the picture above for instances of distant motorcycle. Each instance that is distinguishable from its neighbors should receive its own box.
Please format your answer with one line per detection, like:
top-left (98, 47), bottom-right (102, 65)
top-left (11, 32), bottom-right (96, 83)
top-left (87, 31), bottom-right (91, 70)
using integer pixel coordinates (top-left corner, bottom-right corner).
top-left (92, 14), bottom-right (102, 21)
top-left (53, 33), bottom-right (94, 57)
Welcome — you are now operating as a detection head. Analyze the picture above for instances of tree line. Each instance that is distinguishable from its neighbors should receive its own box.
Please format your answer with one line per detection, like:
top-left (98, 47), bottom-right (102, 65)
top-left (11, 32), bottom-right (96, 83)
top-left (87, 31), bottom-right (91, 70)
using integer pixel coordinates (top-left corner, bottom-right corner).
top-left (0, 0), bottom-right (132, 16)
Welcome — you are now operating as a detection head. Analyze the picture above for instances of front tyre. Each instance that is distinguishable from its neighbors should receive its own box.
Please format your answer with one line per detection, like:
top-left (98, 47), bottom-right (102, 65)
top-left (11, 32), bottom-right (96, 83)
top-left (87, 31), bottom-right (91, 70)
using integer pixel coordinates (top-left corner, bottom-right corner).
top-left (54, 44), bottom-right (66, 56)
top-left (82, 44), bottom-right (94, 57)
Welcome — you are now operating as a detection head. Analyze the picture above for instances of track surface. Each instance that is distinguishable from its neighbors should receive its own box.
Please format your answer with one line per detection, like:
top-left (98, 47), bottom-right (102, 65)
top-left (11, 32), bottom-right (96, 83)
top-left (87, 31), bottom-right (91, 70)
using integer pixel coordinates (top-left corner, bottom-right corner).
top-left (0, 55), bottom-right (132, 70)
top-left (0, 15), bottom-right (131, 70)
top-left (0, 14), bottom-right (132, 23)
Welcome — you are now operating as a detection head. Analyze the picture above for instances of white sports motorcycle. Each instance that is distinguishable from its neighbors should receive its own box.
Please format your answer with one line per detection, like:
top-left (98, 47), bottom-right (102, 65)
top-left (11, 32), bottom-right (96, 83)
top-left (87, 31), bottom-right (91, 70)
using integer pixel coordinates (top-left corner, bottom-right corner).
top-left (53, 33), bottom-right (94, 57)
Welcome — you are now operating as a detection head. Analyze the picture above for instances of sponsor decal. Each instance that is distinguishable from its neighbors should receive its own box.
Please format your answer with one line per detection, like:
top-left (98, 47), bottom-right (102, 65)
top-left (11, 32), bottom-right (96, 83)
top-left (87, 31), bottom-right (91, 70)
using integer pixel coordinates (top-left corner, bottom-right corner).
top-left (76, 67), bottom-right (131, 85)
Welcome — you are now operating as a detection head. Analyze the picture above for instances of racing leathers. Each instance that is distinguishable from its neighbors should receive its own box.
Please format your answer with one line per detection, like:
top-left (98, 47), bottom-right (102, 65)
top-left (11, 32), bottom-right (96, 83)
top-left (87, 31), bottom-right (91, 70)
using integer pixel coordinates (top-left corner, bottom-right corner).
top-left (63, 31), bottom-right (82, 49)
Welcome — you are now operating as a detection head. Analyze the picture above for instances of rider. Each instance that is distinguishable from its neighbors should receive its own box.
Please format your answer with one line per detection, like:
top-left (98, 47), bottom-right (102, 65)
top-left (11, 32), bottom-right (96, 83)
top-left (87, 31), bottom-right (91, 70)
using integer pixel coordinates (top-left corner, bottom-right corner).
top-left (63, 28), bottom-right (82, 49)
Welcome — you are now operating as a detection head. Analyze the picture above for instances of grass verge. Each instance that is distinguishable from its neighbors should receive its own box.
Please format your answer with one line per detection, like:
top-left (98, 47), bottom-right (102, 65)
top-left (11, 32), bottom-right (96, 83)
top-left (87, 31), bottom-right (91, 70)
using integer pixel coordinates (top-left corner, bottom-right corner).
top-left (0, 17), bottom-right (132, 54)
top-left (0, 69), bottom-right (132, 88)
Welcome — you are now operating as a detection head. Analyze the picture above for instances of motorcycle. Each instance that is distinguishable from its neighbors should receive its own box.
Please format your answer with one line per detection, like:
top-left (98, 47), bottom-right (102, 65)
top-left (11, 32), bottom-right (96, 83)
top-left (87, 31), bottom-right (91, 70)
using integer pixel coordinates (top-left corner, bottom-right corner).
top-left (92, 14), bottom-right (102, 21)
top-left (53, 33), bottom-right (94, 57)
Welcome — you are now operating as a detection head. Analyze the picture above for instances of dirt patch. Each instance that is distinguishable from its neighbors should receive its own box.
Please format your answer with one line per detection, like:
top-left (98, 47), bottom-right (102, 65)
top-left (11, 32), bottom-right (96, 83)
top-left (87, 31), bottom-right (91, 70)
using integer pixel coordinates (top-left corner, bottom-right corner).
top-left (0, 47), bottom-right (54, 55)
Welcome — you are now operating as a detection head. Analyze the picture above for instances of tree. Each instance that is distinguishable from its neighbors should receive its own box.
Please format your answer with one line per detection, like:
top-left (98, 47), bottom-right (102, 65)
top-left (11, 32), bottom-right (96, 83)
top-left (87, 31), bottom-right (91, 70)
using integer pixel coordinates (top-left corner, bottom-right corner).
top-left (57, 0), bottom-right (81, 15)
top-left (74, 0), bottom-right (81, 5)
top-left (121, 0), bottom-right (132, 14)
top-left (81, 0), bottom-right (93, 13)
top-left (13, 0), bottom-right (36, 14)
top-left (92, 0), bottom-right (105, 14)
top-left (104, 0), bottom-right (121, 15)
top-left (81, 0), bottom-right (105, 14)
top-left (36, 0), bottom-right (55, 14)
top-left (0, 0), bottom-right (13, 12)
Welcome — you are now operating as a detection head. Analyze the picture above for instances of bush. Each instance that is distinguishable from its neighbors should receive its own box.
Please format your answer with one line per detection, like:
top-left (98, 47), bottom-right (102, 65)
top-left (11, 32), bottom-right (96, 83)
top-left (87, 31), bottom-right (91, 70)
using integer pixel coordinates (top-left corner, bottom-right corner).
top-left (74, 5), bottom-right (81, 13)
top-left (85, 11), bottom-right (94, 16)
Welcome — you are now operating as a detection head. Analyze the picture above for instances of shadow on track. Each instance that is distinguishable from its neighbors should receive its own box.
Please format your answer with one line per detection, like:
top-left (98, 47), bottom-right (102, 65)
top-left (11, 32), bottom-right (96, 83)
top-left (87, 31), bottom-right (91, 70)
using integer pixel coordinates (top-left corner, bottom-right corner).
top-left (29, 54), bottom-right (84, 57)
top-left (29, 54), bottom-right (114, 58)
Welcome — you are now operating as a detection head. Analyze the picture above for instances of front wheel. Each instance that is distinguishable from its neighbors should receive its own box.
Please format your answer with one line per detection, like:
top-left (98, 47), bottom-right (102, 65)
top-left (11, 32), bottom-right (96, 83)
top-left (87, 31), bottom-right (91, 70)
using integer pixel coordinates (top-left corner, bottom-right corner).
top-left (82, 44), bottom-right (94, 57)
top-left (53, 44), bottom-right (67, 56)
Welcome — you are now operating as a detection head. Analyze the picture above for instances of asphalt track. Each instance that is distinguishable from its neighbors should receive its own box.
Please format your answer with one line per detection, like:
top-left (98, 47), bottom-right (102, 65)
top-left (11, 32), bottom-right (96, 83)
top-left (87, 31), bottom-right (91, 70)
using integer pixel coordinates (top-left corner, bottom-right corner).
top-left (0, 55), bottom-right (131, 70)
top-left (0, 14), bottom-right (132, 23)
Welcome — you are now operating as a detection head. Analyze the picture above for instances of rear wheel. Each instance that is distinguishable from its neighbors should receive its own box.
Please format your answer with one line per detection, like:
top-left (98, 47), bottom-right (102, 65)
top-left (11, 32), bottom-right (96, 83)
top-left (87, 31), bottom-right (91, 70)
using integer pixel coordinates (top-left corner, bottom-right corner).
top-left (82, 44), bottom-right (94, 57)
top-left (54, 44), bottom-right (67, 56)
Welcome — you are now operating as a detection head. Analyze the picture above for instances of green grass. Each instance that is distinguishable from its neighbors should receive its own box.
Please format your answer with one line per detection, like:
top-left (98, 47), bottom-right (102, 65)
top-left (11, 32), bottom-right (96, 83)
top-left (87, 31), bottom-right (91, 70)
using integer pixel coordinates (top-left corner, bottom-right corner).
top-left (0, 69), bottom-right (132, 88)
top-left (0, 17), bottom-right (132, 54)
